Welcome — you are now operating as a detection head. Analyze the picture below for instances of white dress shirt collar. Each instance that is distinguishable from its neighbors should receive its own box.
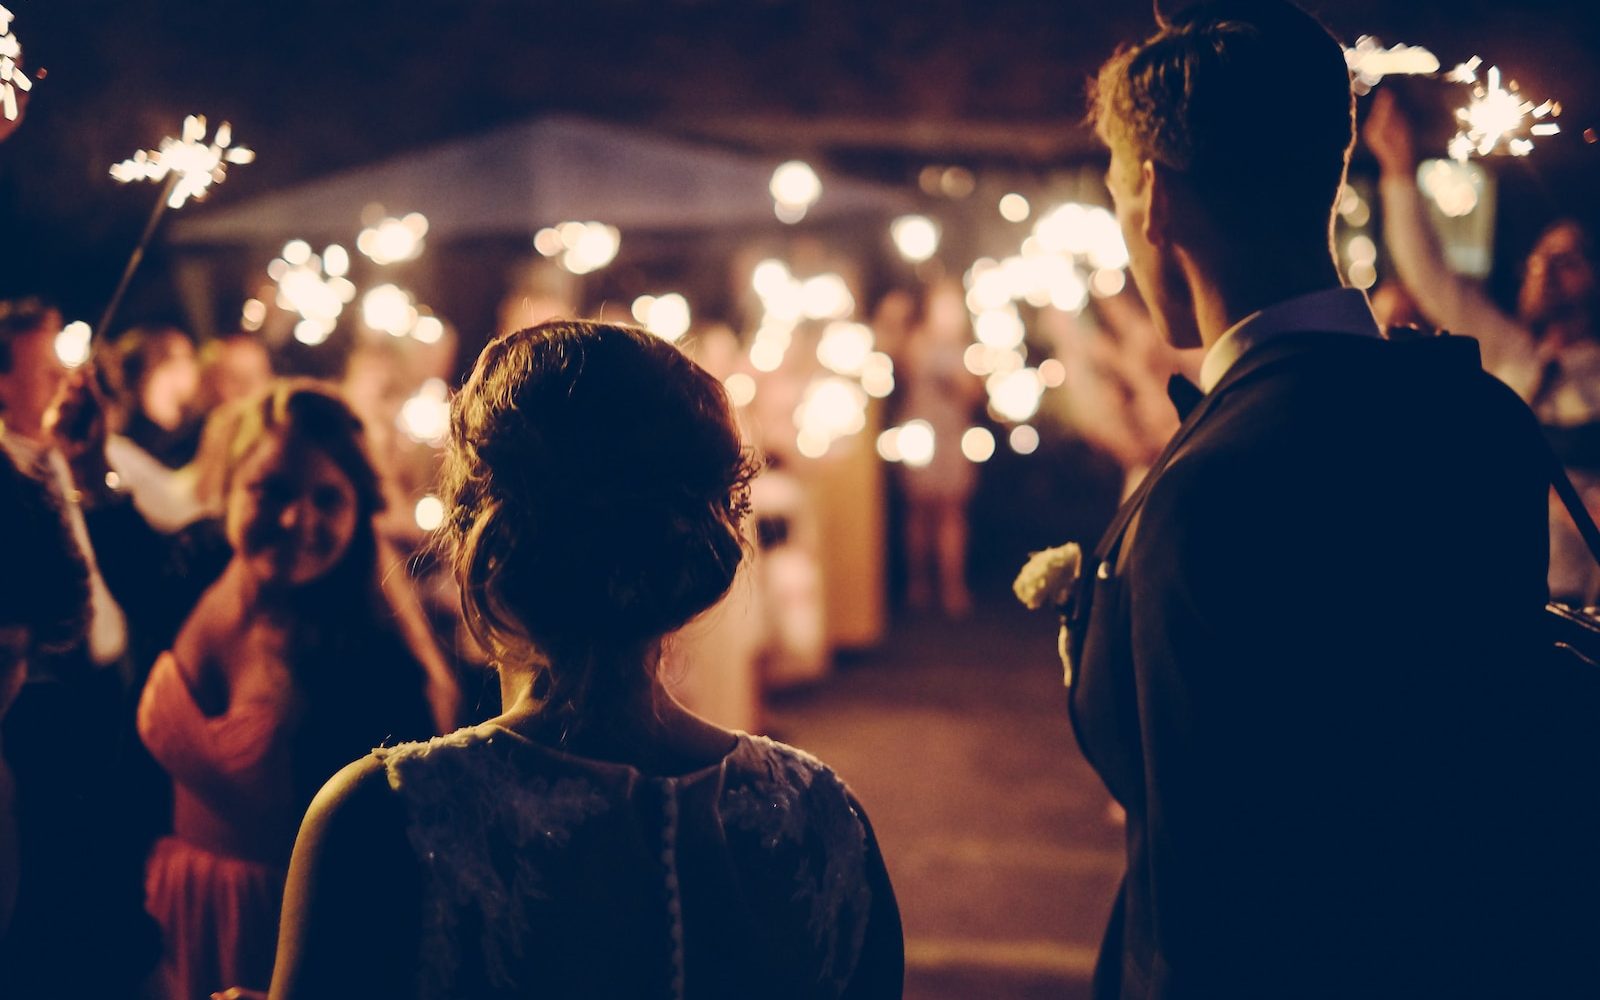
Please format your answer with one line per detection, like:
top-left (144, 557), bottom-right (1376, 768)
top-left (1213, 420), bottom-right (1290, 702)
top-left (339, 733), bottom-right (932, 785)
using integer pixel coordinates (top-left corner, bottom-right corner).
top-left (1198, 287), bottom-right (1382, 392)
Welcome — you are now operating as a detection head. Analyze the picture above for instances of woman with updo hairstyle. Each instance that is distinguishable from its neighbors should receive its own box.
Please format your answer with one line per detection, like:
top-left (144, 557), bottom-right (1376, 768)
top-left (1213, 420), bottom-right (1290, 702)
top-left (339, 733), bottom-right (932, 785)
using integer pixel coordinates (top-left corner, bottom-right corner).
top-left (136, 381), bottom-right (446, 1000)
top-left (271, 321), bottom-right (903, 1000)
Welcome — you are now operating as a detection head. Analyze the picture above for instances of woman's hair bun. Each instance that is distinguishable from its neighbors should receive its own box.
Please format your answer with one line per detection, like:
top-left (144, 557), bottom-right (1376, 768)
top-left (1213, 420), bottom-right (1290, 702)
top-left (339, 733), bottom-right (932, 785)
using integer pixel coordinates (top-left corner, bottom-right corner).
top-left (442, 320), bottom-right (757, 712)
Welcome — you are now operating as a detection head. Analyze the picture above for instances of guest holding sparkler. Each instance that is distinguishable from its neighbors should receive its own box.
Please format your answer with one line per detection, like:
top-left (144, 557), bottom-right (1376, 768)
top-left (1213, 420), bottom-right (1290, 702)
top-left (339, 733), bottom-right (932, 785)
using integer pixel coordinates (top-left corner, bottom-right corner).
top-left (1366, 90), bottom-right (1600, 601)
top-left (136, 382), bottom-right (442, 1000)
top-left (270, 320), bottom-right (902, 1000)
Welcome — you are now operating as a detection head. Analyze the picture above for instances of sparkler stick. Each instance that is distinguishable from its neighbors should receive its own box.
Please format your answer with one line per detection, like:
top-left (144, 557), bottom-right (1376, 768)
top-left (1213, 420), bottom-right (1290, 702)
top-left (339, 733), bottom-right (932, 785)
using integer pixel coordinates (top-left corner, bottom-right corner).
top-left (97, 116), bottom-right (254, 340)
top-left (94, 173), bottom-right (181, 341)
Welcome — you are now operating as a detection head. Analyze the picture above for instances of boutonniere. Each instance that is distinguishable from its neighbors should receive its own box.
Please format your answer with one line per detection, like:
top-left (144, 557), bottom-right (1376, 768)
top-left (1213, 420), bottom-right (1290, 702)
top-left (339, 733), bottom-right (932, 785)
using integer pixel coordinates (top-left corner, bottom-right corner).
top-left (1013, 542), bottom-right (1083, 688)
top-left (1012, 542), bottom-right (1082, 612)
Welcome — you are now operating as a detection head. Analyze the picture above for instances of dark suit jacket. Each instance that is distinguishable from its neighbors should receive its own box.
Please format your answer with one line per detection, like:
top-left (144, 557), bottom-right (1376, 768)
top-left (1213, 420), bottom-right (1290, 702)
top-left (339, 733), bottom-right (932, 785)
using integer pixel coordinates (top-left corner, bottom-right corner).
top-left (1067, 332), bottom-right (1584, 998)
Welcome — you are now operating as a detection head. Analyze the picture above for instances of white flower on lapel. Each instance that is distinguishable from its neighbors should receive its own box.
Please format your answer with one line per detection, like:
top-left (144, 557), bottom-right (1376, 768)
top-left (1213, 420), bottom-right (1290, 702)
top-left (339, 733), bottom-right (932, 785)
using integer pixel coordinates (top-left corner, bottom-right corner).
top-left (1012, 542), bottom-right (1083, 611)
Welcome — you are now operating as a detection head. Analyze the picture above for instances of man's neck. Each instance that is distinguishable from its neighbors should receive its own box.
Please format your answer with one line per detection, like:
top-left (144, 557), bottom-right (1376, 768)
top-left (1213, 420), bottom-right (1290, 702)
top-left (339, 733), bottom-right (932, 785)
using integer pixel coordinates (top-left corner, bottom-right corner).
top-left (1188, 253), bottom-right (1345, 352)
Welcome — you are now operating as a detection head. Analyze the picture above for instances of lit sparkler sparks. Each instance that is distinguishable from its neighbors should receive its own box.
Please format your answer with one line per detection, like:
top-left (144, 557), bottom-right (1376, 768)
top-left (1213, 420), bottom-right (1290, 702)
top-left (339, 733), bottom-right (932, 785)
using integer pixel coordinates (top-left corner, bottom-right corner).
top-left (1447, 62), bottom-right (1560, 161)
top-left (110, 115), bottom-right (255, 208)
top-left (0, 4), bottom-right (34, 122)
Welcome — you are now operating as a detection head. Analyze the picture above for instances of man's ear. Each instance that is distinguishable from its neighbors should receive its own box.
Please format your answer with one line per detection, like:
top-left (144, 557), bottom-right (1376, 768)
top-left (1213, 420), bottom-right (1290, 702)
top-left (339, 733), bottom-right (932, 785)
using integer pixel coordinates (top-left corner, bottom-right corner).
top-left (1142, 159), bottom-right (1170, 248)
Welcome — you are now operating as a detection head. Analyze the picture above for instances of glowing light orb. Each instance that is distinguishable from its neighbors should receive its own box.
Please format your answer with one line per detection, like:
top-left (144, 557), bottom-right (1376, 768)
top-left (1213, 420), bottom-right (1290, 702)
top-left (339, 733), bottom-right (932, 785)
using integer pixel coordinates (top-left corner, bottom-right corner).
top-left (414, 495), bottom-right (445, 532)
top-left (399, 379), bottom-right (451, 447)
top-left (322, 245), bottom-right (350, 278)
top-left (860, 352), bottom-right (896, 399)
top-left (363, 284), bottom-right (417, 337)
top-left (1346, 235), bottom-right (1377, 266)
top-left (987, 368), bottom-right (1045, 423)
top-left (1038, 358), bottom-right (1066, 388)
top-left (294, 318), bottom-right (335, 346)
top-left (54, 321), bottom-right (91, 368)
top-left (1418, 158), bottom-right (1484, 218)
top-left (642, 293), bottom-right (691, 342)
top-left (800, 273), bottom-right (855, 321)
top-left (357, 213), bottom-right (429, 266)
top-left (961, 427), bottom-right (996, 463)
top-left (1091, 268), bottom-right (1127, 298)
top-left (897, 420), bottom-right (936, 468)
top-left (412, 315), bottom-right (445, 345)
top-left (752, 259), bottom-right (790, 297)
top-left (770, 161), bottom-right (822, 212)
top-left (1010, 424), bottom-right (1040, 455)
top-left (876, 428), bottom-right (903, 463)
top-left (999, 193), bottom-right (1031, 222)
top-left (724, 372), bottom-right (757, 408)
top-left (891, 215), bottom-right (941, 263)
top-left (240, 299), bottom-right (267, 331)
top-left (975, 308), bottom-right (1026, 350)
top-left (816, 322), bottom-right (874, 377)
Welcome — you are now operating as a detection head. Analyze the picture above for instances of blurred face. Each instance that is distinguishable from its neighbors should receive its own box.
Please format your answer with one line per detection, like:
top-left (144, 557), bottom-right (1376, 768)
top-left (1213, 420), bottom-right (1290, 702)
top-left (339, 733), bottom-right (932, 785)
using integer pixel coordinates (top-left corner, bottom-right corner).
top-left (0, 319), bottom-right (70, 442)
top-left (141, 334), bottom-right (200, 430)
top-left (1519, 223), bottom-right (1596, 329)
top-left (1106, 137), bottom-right (1199, 349)
top-left (226, 436), bottom-right (361, 587)
top-left (207, 339), bottom-right (272, 406)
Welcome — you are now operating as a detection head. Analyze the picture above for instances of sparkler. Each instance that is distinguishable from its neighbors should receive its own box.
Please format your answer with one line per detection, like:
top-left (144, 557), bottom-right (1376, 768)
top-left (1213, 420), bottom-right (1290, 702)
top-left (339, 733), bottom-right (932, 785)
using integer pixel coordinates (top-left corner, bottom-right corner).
top-left (1448, 62), bottom-right (1560, 161)
top-left (97, 116), bottom-right (255, 340)
top-left (0, 5), bottom-right (34, 124)
top-left (1345, 36), bottom-right (1441, 96)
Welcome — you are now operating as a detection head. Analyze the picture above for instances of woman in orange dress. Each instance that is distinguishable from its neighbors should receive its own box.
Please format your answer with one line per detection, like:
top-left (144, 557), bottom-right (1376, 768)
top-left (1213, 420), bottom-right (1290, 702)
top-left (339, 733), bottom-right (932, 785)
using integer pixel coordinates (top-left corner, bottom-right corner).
top-left (138, 383), bottom-right (441, 1000)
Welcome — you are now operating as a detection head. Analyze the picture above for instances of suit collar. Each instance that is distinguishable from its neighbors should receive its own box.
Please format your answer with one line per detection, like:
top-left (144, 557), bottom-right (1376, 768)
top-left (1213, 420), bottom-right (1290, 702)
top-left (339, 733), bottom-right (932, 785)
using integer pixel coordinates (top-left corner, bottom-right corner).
top-left (1199, 287), bottom-right (1381, 391)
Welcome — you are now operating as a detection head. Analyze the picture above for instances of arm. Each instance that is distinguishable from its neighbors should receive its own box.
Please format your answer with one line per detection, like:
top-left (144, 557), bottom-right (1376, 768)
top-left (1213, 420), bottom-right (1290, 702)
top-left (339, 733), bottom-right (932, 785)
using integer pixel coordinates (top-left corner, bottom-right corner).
top-left (842, 794), bottom-right (905, 1000)
top-left (1366, 92), bottom-right (1536, 385)
top-left (270, 755), bottom-right (421, 1000)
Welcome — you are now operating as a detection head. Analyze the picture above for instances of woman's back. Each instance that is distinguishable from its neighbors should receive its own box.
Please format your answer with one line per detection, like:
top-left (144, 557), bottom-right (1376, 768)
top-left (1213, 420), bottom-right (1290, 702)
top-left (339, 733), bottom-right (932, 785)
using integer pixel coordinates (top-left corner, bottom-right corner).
top-left (369, 724), bottom-right (895, 999)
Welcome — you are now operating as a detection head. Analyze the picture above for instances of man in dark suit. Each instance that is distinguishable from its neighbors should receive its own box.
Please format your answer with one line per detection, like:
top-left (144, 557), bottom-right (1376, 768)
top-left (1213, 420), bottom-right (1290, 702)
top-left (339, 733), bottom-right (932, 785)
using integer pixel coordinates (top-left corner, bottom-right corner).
top-left (1067, 3), bottom-right (1586, 996)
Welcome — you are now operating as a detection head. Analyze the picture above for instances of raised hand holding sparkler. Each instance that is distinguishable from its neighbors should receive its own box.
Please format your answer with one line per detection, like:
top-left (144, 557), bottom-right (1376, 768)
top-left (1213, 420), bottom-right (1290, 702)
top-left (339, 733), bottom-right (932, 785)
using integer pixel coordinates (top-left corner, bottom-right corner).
top-left (96, 116), bottom-right (255, 341)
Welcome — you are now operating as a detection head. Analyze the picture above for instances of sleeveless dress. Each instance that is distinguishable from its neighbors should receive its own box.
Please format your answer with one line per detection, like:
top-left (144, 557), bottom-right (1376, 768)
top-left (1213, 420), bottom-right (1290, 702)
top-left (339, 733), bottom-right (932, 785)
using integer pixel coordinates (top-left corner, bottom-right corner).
top-left (373, 724), bottom-right (895, 999)
top-left (138, 651), bottom-right (300, 1000)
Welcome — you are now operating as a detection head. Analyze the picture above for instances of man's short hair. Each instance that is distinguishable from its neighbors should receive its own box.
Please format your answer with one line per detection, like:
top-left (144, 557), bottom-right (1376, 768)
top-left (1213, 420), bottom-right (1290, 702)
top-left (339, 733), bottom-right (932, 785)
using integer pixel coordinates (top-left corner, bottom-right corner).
top-left (0, 298), bottom-right (60, 375)
top-left (1091, 0), bottom-right (1355, 237)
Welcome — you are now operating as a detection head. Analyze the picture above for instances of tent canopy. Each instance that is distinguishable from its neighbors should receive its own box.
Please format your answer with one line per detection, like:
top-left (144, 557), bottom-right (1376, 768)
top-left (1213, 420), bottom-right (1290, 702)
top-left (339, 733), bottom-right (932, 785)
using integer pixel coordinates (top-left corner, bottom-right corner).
top-left (169, 115), bottom-right (912, 247)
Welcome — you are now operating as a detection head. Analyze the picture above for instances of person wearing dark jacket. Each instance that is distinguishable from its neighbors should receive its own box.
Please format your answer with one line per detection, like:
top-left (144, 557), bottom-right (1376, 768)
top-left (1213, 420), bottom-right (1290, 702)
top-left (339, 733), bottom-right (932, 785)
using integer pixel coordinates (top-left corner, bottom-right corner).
top-left (1067, 3), bottom-right (1589, 996)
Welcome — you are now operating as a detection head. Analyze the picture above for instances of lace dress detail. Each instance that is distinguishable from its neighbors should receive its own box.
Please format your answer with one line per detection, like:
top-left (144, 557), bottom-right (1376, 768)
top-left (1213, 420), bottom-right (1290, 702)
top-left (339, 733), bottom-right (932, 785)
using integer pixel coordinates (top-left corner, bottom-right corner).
top-left (719, 736), bottom-right (874, 993)
top-left (378, 725), bottom-right (876, 999)
top-left (376, 729), bottom-right (611, 995)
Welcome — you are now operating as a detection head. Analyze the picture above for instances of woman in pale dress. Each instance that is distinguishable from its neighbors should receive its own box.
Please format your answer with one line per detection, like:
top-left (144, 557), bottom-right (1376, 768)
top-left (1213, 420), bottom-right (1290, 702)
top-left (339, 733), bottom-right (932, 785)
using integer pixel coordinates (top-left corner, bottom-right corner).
top-left (270, 320), bottom-right (902, 999)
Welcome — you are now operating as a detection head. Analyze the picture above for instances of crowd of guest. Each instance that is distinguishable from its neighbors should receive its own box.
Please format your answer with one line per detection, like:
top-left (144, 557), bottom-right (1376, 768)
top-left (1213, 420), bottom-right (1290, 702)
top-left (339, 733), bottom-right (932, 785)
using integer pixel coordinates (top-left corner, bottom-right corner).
top-left (0, 298), bottom-right (906, 998)
top-left (0, 2), bottom-right (1597, 996)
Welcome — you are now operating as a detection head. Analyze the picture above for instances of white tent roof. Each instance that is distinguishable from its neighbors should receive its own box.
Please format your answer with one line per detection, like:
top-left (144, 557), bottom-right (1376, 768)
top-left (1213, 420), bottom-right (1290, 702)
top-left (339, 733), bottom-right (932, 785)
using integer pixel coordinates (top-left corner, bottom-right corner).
top-left (169, 114), bottom-right (911, 246)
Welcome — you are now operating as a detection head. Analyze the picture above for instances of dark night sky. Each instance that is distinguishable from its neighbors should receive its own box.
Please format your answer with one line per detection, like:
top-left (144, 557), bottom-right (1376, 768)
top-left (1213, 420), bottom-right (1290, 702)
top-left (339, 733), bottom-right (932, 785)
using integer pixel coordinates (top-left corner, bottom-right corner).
top-left (2, 0), bottom-right (1598, 320)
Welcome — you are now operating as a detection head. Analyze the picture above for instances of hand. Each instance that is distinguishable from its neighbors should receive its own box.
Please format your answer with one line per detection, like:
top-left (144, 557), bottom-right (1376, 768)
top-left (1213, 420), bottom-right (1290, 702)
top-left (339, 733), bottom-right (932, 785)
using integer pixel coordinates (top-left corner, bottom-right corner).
top-left (53, 364), bottom-right (111, 464)
top-left (1364, 89), bottom-right (1418, 179)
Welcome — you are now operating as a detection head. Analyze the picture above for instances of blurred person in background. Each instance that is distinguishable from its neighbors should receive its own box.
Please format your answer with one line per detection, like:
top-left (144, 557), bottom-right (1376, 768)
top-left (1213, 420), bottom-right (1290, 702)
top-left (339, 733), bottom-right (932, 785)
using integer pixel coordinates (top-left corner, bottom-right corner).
top-left (108, 324), bottom-right (204, 469)
top-left (894, 280), bottom-right (984, 617)
top-left (270, 320), bottom-right (902, 999)
top-left (1366, 89), bottom-right (1600, 602)
top-left (200, 332), bottom-right (275, 411)
top-left (0, 436), bottom-right (163, 997)
top-left (135, 382), bottom-right (447, 1000)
